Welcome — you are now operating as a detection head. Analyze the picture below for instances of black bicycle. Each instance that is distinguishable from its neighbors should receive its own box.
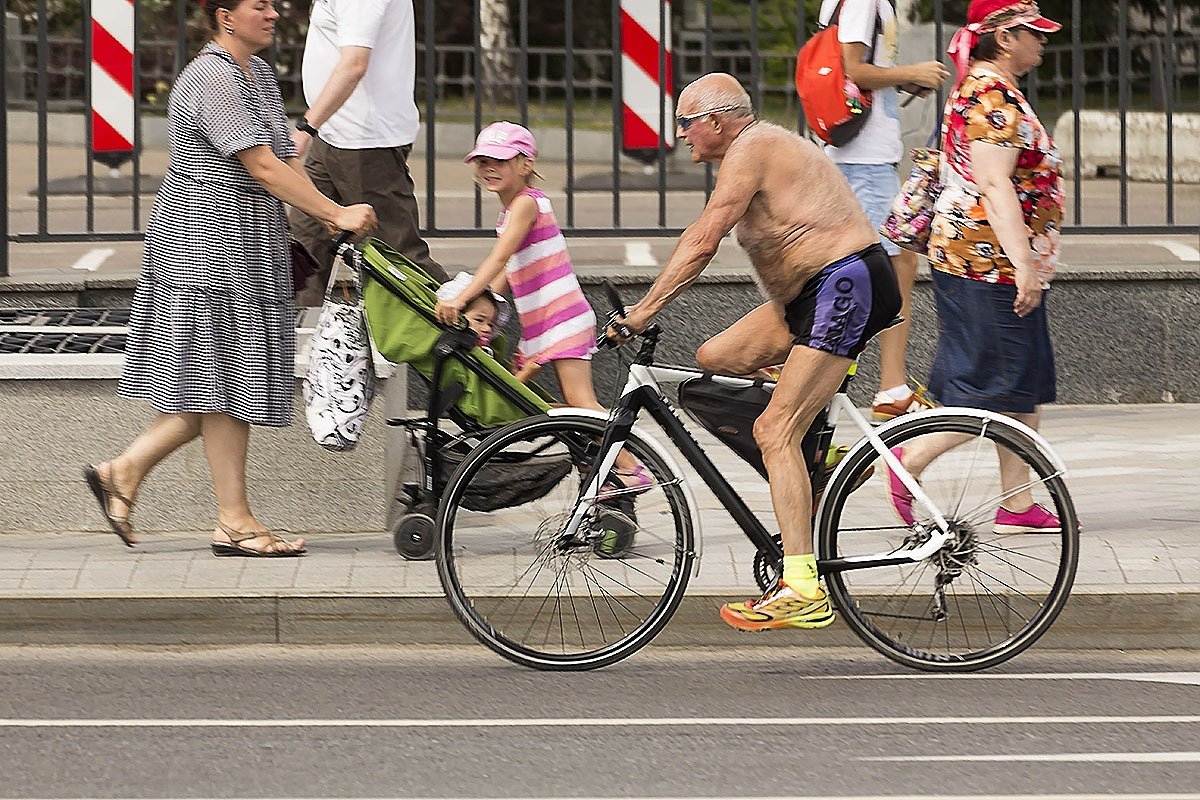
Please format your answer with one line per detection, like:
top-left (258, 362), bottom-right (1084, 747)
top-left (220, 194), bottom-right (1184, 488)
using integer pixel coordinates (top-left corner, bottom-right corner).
top-left (435, 283), bottom-right (1079, 672)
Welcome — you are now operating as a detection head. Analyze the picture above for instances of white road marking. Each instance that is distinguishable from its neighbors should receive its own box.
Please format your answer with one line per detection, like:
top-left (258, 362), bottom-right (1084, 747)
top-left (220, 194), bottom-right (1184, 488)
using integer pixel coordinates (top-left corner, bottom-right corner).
top-left (624, 240), bottom-right (658, 267)
top-left (807, 672), bottom-right (1200, 687)
top-left (1151, 238), bottom-right (1200, 262)
top-left (1, 714), bottom-right (1198, 728)
top-left (70, 247), bottom-right (114, 272)
top-left (864, 751), bottom-right (1200, 763)
top-left (29, 796), bottom-right (1200, 800)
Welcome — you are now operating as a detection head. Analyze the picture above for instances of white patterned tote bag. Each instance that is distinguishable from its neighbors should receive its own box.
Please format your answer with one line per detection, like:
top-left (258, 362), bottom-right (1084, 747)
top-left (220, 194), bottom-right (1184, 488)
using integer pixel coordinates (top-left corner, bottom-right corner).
top-left (303, 255), bottom-right (375, 452)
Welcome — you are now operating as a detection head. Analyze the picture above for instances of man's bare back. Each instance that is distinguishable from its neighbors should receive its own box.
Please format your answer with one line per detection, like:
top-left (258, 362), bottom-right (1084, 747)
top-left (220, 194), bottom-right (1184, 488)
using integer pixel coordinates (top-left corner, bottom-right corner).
top-left (726, 122), bottom-right (878, 303)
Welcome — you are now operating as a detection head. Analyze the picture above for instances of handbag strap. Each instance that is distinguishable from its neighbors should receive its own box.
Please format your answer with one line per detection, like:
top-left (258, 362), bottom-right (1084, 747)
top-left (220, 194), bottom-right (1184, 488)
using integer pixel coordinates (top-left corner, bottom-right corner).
top-left (324, 244), bottom-right (362, 302)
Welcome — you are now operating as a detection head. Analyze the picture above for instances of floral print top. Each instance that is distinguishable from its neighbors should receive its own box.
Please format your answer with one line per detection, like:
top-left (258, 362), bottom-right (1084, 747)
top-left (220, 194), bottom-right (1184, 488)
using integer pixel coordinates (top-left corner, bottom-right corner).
top-left (928, 68), bottom-right (1064, 284)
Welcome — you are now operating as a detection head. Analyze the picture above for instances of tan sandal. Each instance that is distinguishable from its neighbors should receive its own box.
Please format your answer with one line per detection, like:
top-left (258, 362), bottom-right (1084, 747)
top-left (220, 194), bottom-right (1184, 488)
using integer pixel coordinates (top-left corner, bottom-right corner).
top-left (211, 523), bottom-right (306, 558)
top-left (83, 464), bottom-right (136, 547)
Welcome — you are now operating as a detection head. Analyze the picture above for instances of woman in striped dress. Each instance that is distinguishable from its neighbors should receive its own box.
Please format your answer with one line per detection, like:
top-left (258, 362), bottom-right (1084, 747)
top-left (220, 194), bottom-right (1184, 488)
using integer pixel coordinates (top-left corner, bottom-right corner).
top-left (83, 0), bottom-right (375, 556)
top-left (435, 122), bottom-right (650, 494)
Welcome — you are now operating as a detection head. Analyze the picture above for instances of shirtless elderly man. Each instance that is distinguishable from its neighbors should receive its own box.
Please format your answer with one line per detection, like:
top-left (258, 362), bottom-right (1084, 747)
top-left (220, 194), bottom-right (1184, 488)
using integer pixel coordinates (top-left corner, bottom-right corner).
top-left (614, 73), bottom-right (902, 631)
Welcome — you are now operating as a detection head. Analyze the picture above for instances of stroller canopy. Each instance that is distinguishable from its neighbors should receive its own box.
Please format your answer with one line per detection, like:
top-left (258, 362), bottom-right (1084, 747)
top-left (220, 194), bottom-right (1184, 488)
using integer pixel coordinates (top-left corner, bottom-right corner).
top-left (360, 238), bottom-right (552, 429)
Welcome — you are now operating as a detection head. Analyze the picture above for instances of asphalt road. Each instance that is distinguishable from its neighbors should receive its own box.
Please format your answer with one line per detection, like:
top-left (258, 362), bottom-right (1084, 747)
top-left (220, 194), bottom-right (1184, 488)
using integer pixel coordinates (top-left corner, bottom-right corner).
top-left (2, 645), bottom-right (1199, 799)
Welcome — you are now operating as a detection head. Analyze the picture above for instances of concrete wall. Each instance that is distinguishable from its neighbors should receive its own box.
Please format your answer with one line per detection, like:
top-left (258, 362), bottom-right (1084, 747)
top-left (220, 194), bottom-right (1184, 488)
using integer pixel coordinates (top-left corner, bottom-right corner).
top-left (0, 378), bottom-right (398, 534)
top-left (4, 267), bottom-right (1198, 408)
top-left (1055, 111), bottom-right (1200, 183)
top-left (570, 268), bottom-right (1200, 407)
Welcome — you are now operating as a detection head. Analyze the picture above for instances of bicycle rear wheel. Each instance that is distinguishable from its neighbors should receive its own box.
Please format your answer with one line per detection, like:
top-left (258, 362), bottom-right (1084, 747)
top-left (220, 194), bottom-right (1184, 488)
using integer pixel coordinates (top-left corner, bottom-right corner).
top-left (817, 412), bottom-right (1078, 671)
top-left (436, 413), bottom-right (695, 670)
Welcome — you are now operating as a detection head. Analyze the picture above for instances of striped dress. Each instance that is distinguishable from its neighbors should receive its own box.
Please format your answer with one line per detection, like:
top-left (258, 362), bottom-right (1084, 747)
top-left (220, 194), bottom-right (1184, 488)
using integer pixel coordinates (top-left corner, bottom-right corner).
top-left (498, 187), bottom-right (598, 366)
top-left (118, 43), bottom-right (296, 426)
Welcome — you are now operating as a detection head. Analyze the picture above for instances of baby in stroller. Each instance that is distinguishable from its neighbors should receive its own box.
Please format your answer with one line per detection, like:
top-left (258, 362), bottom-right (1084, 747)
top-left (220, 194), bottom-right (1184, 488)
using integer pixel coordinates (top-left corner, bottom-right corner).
top-left (437, 272), bottom-right (541, 385)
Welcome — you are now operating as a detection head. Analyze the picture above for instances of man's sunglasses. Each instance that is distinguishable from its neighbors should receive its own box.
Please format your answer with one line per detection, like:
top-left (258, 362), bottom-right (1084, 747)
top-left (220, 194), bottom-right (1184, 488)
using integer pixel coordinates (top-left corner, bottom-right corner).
top-left (675, 105), bottom-right (748, 131)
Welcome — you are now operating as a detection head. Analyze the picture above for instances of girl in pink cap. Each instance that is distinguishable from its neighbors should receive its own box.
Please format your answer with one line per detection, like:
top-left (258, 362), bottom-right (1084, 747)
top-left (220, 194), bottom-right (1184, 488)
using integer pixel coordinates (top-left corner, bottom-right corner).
top-left (434, 121), bottom-right (650, 496)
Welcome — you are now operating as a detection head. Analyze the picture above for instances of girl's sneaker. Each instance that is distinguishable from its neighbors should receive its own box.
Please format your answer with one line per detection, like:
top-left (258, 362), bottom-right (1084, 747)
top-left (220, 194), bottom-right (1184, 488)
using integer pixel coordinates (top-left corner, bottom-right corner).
top-left (597, 465), bottom-right (653, 501)
top-left (993, 503), bottom-right (1061, 534)
top-left (885, 446), bottom-right (916, 526)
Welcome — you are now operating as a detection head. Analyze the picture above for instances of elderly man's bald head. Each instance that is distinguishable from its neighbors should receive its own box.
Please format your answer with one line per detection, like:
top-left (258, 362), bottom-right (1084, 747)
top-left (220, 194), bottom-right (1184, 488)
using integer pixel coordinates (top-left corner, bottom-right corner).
top-left (677, 73), bottom-right (753, 118)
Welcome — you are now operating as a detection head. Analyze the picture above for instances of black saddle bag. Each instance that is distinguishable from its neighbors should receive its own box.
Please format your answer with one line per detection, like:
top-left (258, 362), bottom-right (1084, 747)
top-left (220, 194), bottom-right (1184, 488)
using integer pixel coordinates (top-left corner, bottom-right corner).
top-left (677, 375), bottom-right (828, 481)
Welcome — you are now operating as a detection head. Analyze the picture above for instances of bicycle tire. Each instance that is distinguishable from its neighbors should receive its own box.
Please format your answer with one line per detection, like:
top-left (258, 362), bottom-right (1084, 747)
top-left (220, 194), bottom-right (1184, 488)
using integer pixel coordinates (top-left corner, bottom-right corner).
top-left (817, 411), bottom-right (1079, 672)
top-left (436, 413), bottom-right (695, 670)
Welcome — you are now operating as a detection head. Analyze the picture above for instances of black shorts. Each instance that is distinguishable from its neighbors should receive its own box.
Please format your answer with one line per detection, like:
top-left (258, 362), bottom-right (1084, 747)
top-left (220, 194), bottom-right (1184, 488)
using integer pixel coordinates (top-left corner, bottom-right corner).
top-left (783, 243), bottom-right (903, 359)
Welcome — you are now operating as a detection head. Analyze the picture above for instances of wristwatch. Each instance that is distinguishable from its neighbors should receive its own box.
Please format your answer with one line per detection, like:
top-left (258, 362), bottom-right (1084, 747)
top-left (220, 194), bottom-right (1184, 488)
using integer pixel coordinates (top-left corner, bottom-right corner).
top-left (295, 116), bottom-right (319, 137)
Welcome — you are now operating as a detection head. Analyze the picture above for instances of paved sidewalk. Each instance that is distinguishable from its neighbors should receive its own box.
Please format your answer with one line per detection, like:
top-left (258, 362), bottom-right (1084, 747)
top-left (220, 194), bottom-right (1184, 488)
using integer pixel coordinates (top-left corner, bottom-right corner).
top-left (2, 404), bottom-right (1199, 649)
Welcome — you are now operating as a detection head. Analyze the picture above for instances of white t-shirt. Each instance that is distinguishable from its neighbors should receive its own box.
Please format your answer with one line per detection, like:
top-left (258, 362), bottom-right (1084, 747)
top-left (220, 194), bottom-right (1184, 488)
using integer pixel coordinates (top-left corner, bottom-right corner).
top-left (301, 0), bottom-right (419, 148)
top-left (818, 0), bottom-right (902, 164)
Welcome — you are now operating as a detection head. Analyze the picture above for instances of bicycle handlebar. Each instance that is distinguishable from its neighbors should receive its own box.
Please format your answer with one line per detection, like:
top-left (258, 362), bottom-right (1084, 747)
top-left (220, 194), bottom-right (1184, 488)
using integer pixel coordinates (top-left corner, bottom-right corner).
top-left (596, 279), bottom-right (634, 349)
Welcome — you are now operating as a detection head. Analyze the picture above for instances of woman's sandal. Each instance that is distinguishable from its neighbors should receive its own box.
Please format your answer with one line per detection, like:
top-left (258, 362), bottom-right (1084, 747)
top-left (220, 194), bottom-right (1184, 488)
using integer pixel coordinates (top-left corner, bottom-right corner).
top-left (211, 523), bottom-right (307, 558)
top-left (83, 464), bottom-right (136, 547)
top-left (597, 465), bottom-right (654, 501)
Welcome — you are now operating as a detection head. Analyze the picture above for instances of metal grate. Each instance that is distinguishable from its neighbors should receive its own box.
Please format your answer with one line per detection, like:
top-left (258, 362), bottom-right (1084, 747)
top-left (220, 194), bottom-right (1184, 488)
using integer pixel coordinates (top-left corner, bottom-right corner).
top-left (0, 332), bottom-right (127, 354)
top-left (0, 308), bottom-right (308, 356)
top-left (0, 308), bottom-right (132, 327)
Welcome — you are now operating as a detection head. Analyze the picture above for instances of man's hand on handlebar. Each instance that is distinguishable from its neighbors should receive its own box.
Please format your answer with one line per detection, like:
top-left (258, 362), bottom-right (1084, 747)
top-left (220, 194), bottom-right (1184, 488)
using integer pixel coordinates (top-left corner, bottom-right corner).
top-left (602, 303), bottom-right (648, 346)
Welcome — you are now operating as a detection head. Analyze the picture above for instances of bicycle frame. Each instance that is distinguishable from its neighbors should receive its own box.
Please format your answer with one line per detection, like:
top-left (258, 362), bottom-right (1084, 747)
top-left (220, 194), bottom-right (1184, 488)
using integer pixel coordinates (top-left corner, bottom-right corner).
top-left (564, 351), bottom-right (1001, 578)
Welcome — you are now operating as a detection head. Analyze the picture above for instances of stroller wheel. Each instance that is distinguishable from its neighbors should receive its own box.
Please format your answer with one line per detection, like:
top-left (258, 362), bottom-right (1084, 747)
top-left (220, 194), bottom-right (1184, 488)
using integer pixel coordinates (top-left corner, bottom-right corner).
top-left (393, 508), bottom-right (437, 560)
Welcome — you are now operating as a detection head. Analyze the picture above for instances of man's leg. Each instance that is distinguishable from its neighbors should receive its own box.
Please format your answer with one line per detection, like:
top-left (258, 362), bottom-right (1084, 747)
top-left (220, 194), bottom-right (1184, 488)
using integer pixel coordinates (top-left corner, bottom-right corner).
top-left (878, 248), bottom-right (917, 391)
top-left (694, 301), bottom-right (794, 375)
top-left (289, 137), bottom-right (342, 307)
top-left (358, 145), bottom-right (448, 282)
top-left (703, 305), bottom-right (848, 631)
top-left (756, 345), bottom-right (854, 562)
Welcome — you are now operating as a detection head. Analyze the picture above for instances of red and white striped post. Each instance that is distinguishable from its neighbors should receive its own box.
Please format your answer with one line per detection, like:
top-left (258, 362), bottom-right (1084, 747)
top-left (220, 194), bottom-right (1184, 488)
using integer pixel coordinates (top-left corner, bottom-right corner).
top-left (89, 0), bottom-right (135, 171)
top-left (620, 0), bottom-right (674, 164)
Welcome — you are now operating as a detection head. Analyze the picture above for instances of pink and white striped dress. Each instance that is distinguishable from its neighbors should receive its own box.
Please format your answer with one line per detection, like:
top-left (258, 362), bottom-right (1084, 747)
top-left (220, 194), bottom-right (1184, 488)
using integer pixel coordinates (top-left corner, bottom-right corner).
top-left (498, 187), bottom-right (598, 366)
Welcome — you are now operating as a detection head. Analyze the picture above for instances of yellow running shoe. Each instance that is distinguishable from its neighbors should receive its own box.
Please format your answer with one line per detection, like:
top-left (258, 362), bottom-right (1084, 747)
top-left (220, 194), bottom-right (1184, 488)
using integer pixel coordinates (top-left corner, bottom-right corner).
top-left (719, 581), bottom-right (836, 632)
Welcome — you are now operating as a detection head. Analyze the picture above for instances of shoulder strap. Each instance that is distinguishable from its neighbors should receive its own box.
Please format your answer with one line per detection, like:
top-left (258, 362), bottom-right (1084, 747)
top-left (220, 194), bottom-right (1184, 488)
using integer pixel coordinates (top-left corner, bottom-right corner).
top-left (827, 1), bottom-right (884, 61)
top-left (826, 0), bottom-right (847, 28)
top-left (866, 0), bottom-right (887, 63)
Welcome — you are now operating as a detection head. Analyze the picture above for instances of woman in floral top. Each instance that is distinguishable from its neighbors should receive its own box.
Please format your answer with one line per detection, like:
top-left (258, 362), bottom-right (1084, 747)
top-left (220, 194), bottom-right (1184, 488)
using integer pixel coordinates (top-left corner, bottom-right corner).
top-left (889, 0), bottom-right (1066, 535)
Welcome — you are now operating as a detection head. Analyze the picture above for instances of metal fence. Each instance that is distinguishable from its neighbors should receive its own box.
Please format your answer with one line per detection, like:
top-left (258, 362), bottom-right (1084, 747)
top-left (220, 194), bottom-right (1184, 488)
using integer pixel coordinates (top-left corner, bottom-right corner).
top-left (2, 0), bottom-right (1198, 276)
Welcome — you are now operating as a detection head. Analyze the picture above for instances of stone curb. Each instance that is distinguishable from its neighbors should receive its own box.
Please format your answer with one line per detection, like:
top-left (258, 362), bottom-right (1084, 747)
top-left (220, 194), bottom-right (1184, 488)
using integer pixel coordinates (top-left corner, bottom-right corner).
top-left (3, 591), bottom-right (1198, 651)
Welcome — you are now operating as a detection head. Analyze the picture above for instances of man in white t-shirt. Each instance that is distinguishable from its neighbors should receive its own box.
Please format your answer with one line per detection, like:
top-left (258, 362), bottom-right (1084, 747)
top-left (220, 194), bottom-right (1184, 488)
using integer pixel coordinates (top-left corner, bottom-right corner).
top-left (290, 0), bottom-right (447, 300)
top-left (818, 0), bottom-right (949, 421)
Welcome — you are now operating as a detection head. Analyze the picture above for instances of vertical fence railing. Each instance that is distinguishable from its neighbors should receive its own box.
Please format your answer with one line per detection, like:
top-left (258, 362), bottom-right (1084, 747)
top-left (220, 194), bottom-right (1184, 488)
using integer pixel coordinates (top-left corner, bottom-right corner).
top-left (423, 0), bottom-right (436, 232)
top-left (1164, 0), bottom-right (1175, 225)
top-left (36, 0), bottom-right (48, 238)
top-left (2, 0), bottom-right (1198, 272)
top-left (0, 0), bottom-right (8, 276)
top-left (1071, 0), bottom-right (1082, 226)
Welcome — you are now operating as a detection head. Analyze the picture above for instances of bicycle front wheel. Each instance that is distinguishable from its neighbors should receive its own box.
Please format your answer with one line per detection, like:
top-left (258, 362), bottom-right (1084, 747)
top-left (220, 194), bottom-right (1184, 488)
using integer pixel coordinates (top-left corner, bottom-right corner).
top-left (818, 412), bottom-right (1079, 671)
top-left (436, 413), bottom-right (695, 670)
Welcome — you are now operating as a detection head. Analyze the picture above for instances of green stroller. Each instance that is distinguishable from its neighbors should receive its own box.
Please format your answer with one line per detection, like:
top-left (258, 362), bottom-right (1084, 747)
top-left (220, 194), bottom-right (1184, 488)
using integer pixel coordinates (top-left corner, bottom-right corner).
top-left (355, 238), bottom-right (572, 559)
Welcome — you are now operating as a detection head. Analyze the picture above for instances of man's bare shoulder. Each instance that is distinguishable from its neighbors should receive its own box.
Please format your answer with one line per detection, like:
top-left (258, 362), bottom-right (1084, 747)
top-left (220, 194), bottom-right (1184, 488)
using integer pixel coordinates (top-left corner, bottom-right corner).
top-left (729, 121), bottom-right (822, 159)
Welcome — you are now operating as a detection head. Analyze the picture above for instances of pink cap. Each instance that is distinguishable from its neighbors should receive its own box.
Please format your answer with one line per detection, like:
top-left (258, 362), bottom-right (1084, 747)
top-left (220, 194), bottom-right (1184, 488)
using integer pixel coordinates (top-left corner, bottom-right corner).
top-left (463, 121), bottom-right (538, 163)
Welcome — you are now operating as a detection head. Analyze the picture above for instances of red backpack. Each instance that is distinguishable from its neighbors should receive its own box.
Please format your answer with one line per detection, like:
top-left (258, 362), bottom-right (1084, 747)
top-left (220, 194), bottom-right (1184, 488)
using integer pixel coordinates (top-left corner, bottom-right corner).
top-left (795, 0), bottom-right (882, 147)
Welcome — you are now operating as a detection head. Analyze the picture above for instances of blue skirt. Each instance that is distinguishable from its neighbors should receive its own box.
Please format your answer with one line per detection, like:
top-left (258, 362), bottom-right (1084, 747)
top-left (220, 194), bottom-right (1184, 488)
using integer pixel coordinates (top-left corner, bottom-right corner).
top-left (928, 270), bottom-right (1056, 414)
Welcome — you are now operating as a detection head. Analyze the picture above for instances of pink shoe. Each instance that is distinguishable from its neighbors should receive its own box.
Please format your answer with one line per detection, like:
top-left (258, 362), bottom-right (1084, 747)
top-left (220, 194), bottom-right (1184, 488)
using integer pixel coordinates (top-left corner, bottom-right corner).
top-left (885, 446), bottom-right (916, 526)
top-left (597, 465), bottom-right (652, 501)
top-left (993, 503), bottom-right (1061, 534)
